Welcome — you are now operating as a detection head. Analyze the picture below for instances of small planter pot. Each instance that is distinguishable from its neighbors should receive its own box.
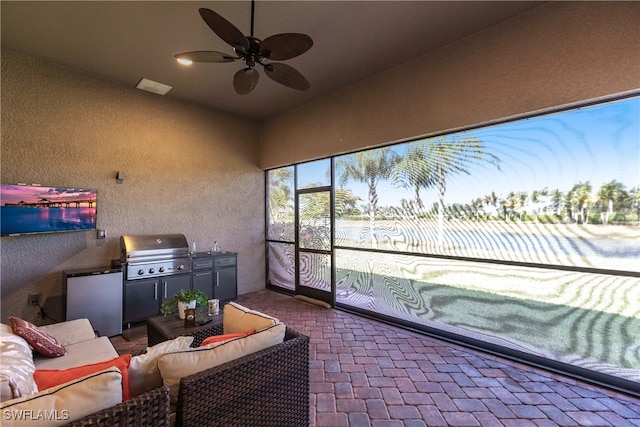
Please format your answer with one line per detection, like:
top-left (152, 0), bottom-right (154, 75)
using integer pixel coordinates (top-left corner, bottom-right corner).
top-left (177, 300), bottom-right (197, 319)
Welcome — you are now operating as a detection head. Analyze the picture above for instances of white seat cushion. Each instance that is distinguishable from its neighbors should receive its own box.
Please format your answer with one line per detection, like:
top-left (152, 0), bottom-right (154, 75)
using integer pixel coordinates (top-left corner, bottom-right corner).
top-left (0, 367), bottom-right (123, 426)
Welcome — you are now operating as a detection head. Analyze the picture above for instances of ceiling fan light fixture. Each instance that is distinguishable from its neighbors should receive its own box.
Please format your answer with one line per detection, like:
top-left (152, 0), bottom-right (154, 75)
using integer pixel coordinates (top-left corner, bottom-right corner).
top-left (176, 58), bottom-right (193, 65)
top-left (234, 67), bottom-right (259, 95)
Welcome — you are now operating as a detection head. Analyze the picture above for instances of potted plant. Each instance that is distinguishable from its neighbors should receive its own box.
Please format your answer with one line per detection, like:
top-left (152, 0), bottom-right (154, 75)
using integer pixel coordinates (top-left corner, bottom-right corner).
top-left (160, 289), bottom-right (208, 319)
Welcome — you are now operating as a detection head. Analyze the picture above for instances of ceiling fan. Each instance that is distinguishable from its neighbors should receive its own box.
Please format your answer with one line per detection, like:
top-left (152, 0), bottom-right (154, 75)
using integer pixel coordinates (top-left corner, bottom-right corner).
top-left (175, 1), bottom-right (313, 95)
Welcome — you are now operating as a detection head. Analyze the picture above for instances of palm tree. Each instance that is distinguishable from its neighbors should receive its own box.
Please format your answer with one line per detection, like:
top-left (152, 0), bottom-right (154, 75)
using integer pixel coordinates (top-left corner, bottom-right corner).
top-left (392, 141), bottom-right (434, 212)
top-left (517, 191), bottom-right (528, 222)
top-left (550, 188), bottom-right (564, 219)
top-left (394, 136), bottom-right (499, 246)
top-left (597, 180), bottom-right (625, 225)
top-left (630, 186), bottom-right (640, 222)
top-left (432, 136), bottom-right (500, 246)
top-left (484, 192), bottom-right (498, 210)
top-left (530, 189), bottom-right (546, 223)
top-left (471, 198), bottom-right (483, 221)
top-left (334, 188), bottom-right (361, 218)
top-left (267, 167), bottom-right (294, 240)
top-left (505, 191), bottom-right (519, 222)
top-left (335, 147), bottom-right (399, 247)
top-left (499, 196), bottom-right (509, 221)
top-left (568, 181), bottom-right (593, 224)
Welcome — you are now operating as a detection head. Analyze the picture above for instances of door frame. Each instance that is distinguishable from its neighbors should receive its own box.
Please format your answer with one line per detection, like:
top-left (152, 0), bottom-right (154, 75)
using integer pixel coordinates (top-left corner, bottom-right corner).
top-left (295, 185), bottom-right (335, 306)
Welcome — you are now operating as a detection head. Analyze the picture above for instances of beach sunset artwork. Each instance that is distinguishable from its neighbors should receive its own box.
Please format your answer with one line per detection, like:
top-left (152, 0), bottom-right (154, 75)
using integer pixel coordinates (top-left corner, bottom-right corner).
top-left (1, 184), bottom-right (97, 235)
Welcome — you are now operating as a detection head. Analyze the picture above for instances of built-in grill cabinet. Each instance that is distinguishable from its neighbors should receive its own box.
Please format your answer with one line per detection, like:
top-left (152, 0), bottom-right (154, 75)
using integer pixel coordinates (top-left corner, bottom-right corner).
top-left (118, 234), bottom-right (192, 325)
top-left (117, 234), bottom-right (237, 326)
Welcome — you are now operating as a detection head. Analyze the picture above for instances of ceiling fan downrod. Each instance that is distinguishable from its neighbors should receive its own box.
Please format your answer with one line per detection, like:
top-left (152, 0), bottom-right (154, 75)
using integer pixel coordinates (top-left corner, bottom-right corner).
top-left (250, 0), bottom-right (255, 38)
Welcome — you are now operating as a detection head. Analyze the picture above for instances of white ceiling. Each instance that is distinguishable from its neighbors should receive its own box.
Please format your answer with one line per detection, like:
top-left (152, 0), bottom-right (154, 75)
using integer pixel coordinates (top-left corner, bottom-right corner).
top-left (1, 1), bottom-right (544, 120)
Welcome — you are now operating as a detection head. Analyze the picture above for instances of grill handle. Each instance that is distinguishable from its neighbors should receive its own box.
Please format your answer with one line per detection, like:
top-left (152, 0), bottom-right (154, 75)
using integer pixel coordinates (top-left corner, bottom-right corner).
top-left (154, 282), bottom-right (158, 300)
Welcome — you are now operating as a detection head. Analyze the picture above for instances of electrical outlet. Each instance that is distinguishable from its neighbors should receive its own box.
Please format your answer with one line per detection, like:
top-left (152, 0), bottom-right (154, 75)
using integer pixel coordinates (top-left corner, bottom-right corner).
top-left (28, 294), bottom-right (40, 306)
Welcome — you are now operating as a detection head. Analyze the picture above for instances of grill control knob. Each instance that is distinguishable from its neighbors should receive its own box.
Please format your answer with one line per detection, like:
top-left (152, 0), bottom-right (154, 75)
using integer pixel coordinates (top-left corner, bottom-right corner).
top-left (137, 269), bottom-right (144, 276)
top-left (177, 264), bottom-right (184, 270)
top-left (148, 268), bottom-right (155, 274)
top-left (159, 267), bottom-right (165, 273)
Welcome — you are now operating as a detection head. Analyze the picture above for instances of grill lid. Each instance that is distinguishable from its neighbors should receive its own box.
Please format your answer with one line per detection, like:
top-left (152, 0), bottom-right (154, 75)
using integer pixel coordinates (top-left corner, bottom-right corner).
top-left (120, 234), bottom-right (189, 262)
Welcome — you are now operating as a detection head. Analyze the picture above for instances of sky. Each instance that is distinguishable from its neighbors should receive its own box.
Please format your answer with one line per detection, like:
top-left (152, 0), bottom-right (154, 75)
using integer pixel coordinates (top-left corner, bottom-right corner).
top-left (1, 185), bottom-right (97, 205)
top-left (329, 96), bottom-right (640, 207)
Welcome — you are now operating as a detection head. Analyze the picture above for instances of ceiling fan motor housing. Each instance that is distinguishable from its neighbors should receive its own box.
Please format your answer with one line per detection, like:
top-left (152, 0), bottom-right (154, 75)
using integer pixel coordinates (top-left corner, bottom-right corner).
top-left (236, 37), bottom-right (269, 68)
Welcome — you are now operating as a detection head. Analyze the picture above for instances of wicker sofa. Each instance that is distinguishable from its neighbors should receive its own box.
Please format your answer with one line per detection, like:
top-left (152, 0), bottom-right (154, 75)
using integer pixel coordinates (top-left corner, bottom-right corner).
top-left (175, 324), bottom-right (309, 427)
top-left (0, 318), bottom-right (170, 427)
top-left (66, 324), bottom-right (309, 427)
top-left (2, 303), bottom-right (309, 427)
top-left (63, 386), bottom-right (170, 427)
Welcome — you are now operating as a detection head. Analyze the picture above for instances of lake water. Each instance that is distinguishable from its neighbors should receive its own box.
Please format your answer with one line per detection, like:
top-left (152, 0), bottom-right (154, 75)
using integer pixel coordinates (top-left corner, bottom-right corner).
top-left (334, 219), bottom-right (640, 272)
top-left (1, 206), bottom-right (96, 235)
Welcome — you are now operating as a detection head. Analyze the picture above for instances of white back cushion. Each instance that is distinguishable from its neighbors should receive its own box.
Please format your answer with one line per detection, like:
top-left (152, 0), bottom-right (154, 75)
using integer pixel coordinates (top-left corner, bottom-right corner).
top-left (158, 323), bottom-right (285, 403)
top-left (38, 319), bottom-right (96, 346)
top-left (0, 335), bottom-right (37, 400)
top-left (129, 336), bottom-right (193, 397)
top-left (223, 302), bottom-right (279, 334)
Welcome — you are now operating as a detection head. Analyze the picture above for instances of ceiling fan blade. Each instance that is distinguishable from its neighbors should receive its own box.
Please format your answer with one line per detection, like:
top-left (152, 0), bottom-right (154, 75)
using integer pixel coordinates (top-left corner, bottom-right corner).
top-left (199, 8), bottom-right (250, 53)
top-left (260, 33), bottom-right (313, 60)
top-left (175, 51), bottom-right (237, 63)
top-left (233, 68), bottom-right (259, 95)
top-left (264, 62), bottom-right (310, 91)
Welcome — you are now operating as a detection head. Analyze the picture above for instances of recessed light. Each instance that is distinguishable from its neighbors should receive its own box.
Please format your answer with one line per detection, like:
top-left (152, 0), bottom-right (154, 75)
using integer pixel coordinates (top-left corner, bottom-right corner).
top-left (135, 78), bottom-right (172, 96)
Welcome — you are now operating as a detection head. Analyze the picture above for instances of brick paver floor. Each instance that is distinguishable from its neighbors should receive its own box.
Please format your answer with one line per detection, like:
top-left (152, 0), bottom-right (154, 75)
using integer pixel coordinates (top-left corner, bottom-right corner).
top-left (235, 290), bottom-right (640, 427)
top-left (112, 289), bottom-right (640, 426)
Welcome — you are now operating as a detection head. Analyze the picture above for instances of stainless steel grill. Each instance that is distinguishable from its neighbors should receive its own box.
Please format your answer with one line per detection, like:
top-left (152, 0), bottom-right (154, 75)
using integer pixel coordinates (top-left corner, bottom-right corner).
top-left (119, 234), bottom-right (191, 281)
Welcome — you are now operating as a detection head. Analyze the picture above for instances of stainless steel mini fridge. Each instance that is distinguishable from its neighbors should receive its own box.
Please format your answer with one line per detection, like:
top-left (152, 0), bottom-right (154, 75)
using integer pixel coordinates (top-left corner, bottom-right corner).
top-left (64, 267), bottom-right (123, 337)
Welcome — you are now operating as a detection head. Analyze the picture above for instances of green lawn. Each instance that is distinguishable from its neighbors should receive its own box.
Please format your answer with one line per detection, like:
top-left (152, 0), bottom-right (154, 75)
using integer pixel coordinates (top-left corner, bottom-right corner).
top-left (335, 250), bottom-right (640, 382)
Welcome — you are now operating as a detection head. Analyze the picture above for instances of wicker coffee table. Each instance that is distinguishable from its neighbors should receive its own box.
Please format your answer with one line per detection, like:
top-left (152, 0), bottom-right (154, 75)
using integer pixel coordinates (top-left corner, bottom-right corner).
top-left (146, 311), bottom-right (223, 347)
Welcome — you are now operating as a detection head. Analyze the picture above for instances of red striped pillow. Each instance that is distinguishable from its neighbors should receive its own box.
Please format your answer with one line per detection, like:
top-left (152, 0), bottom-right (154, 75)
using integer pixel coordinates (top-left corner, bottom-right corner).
top-left (200, 330), bottom-right (255, 346)
top-left (9, 317), bottom-right (66, 358)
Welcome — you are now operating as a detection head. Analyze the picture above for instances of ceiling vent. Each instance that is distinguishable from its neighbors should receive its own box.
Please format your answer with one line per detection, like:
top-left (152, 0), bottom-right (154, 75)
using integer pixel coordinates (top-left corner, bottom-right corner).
top-left (136, 78), bottom-right (172, 95)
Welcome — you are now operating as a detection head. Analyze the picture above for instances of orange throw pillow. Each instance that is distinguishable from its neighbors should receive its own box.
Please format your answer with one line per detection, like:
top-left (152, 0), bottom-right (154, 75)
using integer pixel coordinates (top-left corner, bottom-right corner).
top-left (34, 354), bottom-right (132, 400)
top-left (200, 330), bottom-right (255, 346)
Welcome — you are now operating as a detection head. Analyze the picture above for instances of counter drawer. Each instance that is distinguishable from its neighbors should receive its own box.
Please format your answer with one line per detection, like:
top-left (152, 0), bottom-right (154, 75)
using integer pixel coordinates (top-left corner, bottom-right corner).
top-left (214, 255), bottom-right (236, 267)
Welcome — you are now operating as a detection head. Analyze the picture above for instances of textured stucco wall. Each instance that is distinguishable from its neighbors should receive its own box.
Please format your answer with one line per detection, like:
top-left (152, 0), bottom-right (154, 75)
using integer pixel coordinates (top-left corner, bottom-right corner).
top-left (259, 1), bottom-right (640, 168)
top-left (1, 49), bottom-right (264, 324)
